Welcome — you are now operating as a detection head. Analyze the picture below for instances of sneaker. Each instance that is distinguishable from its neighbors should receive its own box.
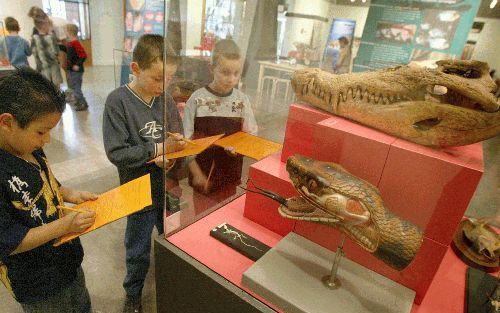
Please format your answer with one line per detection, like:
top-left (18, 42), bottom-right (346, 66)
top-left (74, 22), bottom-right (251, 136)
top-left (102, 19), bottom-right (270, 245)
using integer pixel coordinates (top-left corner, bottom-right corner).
top-left (123, 296), bottom-right (142, 313)
top-left (64, 90), bottom-right (76, 103)
top-left (75, 102), bottom-right (88, 111)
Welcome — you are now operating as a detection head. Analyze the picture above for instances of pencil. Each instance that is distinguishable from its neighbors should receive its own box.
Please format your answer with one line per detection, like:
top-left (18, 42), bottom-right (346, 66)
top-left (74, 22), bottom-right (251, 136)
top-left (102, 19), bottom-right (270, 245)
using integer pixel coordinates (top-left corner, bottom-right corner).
top-left (205, 160), bottom-right (215, 192)
top-left (166, 132), bottom-right (197, 145)
top-left (57, 205), bottom-right (88, 214)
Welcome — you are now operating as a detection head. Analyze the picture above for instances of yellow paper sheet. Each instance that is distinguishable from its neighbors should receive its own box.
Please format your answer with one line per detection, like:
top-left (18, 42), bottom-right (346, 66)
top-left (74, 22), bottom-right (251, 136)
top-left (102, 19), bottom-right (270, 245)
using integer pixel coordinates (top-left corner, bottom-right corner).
top-left (54, 174), bottom-right (152, 246)
top-left (164, 134), bottom-right (225, 159)
top-left (214, 131), bottom-right (283, 160)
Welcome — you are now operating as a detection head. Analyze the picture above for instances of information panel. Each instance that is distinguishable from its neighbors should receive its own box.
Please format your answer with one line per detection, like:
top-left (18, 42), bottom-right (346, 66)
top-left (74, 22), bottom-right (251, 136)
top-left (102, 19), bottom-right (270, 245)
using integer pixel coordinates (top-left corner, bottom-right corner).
top-left (120, 0), bottom-right (166, 85)
top-left (353, 0), bottom-right (479, 72)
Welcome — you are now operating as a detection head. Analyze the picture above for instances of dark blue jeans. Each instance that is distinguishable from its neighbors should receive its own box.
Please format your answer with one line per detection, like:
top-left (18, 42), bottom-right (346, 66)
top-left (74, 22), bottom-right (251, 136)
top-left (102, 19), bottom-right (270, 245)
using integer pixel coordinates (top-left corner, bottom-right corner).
top-left (21, 266), bottom-right (91, 313)
top-left (67, 71), bottom-right (86, 104)
top-left (123, 207), bottom-right (164, 298)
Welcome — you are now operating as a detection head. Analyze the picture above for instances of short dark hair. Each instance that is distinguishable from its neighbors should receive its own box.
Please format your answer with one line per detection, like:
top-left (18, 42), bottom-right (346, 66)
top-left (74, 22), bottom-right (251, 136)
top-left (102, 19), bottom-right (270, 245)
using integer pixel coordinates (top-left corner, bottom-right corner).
top-left (338, 37), bottom-right (349, 45)
top-left (0, 68), bottom-right (66, 128)
top-left (5, 17), bottom-right (20, 32)
top-left (211, 39), bottom-right (241, 65)
top-left (133, 34), bottom-right (178, 69)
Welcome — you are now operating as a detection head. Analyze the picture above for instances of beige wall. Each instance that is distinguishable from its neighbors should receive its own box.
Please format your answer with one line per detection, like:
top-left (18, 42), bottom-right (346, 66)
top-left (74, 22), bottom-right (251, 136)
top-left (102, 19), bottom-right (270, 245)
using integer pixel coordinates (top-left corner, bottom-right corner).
top-left (469, 17), bottom-right (500, 74)
top-left (184, 0), bottom-right (203, 55)
top-left (89, 0), bottom-right (124, 66)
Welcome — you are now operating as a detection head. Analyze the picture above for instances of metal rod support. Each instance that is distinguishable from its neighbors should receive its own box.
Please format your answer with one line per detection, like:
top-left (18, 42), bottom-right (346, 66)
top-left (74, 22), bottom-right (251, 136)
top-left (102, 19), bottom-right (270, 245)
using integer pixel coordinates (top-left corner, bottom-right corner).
top-left (322, 234), bottom-right (346, 289)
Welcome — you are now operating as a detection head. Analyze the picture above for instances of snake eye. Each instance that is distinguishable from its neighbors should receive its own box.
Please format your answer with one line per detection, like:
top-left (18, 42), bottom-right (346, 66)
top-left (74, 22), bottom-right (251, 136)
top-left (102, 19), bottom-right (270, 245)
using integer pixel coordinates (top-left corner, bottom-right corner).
top-left (308, 179), bottom-right (317, 191)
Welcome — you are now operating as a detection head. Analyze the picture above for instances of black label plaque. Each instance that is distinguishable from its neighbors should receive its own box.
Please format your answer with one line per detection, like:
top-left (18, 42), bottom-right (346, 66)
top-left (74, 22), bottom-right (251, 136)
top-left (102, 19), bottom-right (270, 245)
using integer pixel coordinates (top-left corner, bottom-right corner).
top-left (466, 267), bottom-right (499, 313)
top-left (210, 223), bottom-right (271, 261)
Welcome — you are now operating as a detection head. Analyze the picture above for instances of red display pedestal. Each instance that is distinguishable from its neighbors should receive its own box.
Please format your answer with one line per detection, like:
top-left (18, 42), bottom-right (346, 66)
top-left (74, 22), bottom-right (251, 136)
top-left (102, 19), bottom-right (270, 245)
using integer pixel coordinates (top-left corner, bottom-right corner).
top-left (243, 104), bottom-right (484, 303)
top-left (157, 195), bottom-right (495, 313)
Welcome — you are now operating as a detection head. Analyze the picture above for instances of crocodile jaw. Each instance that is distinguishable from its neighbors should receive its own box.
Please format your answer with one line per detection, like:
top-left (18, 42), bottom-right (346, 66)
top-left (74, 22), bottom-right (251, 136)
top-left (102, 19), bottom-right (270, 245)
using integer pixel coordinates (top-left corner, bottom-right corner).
top-left (291, 60), bottom-right (500, 147)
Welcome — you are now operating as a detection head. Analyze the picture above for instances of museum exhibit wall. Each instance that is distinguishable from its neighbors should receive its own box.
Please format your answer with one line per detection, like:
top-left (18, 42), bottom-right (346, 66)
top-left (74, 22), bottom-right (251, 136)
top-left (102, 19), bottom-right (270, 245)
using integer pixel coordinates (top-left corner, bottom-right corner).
top-left (470, 16), bottom-right (500, 71)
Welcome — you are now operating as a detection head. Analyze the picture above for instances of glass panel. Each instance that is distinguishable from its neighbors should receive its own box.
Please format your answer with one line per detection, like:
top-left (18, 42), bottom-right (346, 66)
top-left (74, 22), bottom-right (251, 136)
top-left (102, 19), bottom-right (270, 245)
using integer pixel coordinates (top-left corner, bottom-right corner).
top-left (113, 48), bottom-right (133, 88)
top-left (162, 0), bottom-right (309, 235)
top-left (0, 21), bottom-right (10, 68)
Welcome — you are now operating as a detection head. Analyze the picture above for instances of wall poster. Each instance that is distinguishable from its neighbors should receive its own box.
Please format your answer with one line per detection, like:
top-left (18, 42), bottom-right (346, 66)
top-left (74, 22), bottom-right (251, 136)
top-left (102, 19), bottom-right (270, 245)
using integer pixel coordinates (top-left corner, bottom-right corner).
top-left (120, 0), bottom-right (166, 85)
top-left (353, 0), bottom-right (480, 72)
top-left (321, 18), bottom-right (356, 73)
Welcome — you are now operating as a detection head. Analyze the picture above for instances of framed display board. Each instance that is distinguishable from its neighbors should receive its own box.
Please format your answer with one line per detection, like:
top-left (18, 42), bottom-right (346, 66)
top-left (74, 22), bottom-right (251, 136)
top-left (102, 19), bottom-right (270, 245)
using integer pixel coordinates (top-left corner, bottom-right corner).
top-left (353, 0), bottom-right (480, 71)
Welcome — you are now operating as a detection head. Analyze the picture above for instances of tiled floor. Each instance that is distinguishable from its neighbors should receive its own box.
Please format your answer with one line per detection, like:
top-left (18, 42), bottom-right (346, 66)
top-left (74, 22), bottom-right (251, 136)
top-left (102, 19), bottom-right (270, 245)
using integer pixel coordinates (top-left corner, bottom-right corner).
top-left (1, 66), bottom-right (498, 313)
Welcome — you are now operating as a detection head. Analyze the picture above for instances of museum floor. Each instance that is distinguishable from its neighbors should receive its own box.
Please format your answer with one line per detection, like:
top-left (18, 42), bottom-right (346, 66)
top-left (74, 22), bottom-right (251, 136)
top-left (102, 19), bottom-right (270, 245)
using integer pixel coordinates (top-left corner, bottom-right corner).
top-left (0, 66), bottom-right (498, 313)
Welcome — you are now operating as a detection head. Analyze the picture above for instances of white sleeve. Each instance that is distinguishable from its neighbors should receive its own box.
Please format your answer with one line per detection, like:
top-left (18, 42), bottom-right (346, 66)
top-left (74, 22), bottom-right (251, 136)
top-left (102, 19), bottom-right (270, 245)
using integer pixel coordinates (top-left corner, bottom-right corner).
top-left (242, 94), bottom-right (258, 135)
top-left (183, 95), bottom-right (197, 139)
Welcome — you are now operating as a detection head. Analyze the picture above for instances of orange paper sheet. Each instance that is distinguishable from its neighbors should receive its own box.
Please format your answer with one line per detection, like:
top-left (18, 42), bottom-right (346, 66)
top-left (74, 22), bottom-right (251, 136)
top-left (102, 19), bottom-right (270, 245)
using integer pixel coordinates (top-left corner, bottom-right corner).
top-left (214, 131), bottom-right (283, 160)
top-left (163, 134), bottom-right (225, 159)
top-left (54, 174), bottom-right (152, 246)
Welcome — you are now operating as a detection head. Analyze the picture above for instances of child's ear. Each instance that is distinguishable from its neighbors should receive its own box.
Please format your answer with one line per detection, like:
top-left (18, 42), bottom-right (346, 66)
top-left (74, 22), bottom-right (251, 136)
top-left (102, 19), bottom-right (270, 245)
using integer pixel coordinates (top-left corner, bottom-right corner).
top-left (130, 62), bottom-right (141, 76)
top-left (0, 113), bottom-right (15, 131)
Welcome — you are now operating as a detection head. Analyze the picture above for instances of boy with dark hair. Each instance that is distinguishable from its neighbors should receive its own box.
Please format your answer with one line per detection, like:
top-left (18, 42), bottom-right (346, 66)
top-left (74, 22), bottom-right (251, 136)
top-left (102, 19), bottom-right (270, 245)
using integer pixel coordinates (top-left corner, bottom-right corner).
top-left (4, 17), bottom-right (32, 67)
top-left (0, 67), bottom-right (97, 312)
top-left (65, 23), bottom-right (88, 111)
top-left (103, 34), bottom-right (186, 313)
top-left (184, 39), bottom-right (258, 214)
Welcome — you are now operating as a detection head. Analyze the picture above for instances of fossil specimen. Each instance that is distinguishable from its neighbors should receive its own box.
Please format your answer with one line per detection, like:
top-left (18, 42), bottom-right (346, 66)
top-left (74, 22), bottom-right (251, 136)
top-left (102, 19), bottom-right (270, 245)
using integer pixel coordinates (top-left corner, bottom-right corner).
top-left (463, 217), bottom-right (500, 262)
top-left (291, 60), bottom-right (500, 147)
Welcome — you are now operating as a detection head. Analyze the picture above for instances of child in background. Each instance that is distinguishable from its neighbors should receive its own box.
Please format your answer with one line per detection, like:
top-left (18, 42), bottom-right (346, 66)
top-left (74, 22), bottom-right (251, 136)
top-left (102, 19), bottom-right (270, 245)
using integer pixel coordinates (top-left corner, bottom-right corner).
top-left (31, 17), bottom-right (62, 87)
top-left (4, 17), bottom-right (32, 68)
top-left (334, 36), bottom-right (351, 74)
top-left (65, 24), bottom-right (88, 111)
top-left (0, 68), bottom-right (97, 312)
top-left (102, 34), bottom-right (186, 313)
top-left (184, 39), bottom-right (258, 214)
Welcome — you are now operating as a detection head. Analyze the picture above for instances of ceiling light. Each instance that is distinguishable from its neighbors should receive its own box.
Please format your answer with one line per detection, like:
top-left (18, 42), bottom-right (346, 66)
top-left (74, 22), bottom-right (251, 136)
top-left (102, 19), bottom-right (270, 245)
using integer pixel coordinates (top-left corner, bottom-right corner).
top-left (491, 0), bottom-right (497, 9)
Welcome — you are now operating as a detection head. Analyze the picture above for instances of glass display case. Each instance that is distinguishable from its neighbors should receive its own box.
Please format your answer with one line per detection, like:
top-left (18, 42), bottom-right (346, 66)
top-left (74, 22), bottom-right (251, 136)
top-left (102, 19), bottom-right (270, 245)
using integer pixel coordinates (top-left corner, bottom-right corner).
top-left (0, 21), bottom-right (11, 68)
top-left (145, 1), bottom-right (496, 313)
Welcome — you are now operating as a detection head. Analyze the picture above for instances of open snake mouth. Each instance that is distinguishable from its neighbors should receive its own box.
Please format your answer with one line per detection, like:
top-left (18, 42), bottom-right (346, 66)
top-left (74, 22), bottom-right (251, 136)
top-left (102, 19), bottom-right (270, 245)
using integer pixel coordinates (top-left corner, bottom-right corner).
top-left (278, 184), bottom-right (378, 252)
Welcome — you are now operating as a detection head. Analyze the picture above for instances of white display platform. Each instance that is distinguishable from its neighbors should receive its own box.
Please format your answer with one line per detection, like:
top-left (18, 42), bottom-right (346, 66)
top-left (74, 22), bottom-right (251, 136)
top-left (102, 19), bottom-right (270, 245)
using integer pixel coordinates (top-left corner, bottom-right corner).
top-left (242, 233), bottom-right (415, 313)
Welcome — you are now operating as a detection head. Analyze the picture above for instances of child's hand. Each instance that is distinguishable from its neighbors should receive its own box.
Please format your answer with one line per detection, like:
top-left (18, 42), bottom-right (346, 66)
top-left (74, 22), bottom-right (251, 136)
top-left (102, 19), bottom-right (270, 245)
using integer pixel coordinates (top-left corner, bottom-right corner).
top-left (71, 191), bottom-right (98, 204)
top-left (72, 65), bottom-right (80, 71)
top-left (165, 133), bottom-right (186, 153)
top-left (64, 209), bottom-right (96, 233)
top-left (153, 157), bottom-right (176, 170)
top-left (192, 172), bottom-right (210, 194)
top-left (224, 146), bottom-right (238, 157)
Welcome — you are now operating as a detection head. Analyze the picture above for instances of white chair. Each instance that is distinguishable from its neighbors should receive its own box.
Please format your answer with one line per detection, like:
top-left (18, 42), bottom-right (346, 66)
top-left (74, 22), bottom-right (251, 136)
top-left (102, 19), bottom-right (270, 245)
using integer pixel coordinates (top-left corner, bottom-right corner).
top-left (273, 77), bottom-right (294, 102)
top-left (261, 76), bottom-right (278, 98)
top-left (260, 75), bottom-right (294, 102)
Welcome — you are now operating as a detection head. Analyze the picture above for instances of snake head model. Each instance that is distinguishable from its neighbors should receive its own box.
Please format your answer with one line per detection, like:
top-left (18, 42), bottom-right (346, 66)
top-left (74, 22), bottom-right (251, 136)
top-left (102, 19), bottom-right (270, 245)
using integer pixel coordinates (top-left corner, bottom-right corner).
top-left (278, 155), bottom-right (423, 270)
top-left (291, 60), bottom-right (500, 147)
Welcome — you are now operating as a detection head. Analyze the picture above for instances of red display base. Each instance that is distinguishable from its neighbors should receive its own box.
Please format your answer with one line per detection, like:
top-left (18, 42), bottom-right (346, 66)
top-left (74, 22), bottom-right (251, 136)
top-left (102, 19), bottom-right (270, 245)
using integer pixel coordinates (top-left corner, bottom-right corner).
top-left (167, 195), bottom-right (495, 312)
top-left (243, 103), bottom-right (484, 303)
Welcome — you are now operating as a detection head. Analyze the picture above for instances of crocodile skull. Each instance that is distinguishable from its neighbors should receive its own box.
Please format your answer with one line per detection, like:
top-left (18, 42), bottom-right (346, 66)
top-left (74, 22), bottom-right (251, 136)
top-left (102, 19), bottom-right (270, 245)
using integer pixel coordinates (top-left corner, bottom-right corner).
top-left (279, 155), bottom-right (423, 270)
top-left (291, 60), bottom-right (500, 147)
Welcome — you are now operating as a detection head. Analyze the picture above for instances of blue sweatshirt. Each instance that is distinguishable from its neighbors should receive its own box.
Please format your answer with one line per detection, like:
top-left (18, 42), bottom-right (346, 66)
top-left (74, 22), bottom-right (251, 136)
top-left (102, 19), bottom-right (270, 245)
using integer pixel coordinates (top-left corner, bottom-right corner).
top-left (5, 35), bottom-right (31, 67)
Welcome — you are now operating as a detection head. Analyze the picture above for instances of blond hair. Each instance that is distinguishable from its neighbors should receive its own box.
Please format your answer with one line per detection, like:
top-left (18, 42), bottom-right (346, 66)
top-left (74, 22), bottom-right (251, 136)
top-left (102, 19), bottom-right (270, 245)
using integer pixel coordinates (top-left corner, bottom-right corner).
top-left (65, 24), bottom-right (79, 37)
top-left (211, 39), bottom-right (241, 66)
